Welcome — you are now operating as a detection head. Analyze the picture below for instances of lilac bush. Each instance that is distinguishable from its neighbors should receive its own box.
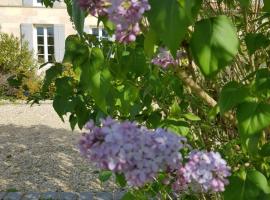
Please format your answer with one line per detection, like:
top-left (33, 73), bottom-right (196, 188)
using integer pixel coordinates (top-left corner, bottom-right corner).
top-left (37, 0), bottom-right (270, 199)
top-left (78, 0), bottom-right (150, 43)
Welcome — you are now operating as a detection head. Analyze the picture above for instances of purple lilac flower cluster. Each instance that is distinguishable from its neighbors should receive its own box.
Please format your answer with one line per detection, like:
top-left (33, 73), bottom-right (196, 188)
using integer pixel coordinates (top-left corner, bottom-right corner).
top-left (172, 151), bottom-right (231, 193)
top-left (151, 48), bottom-right (178, 68)
top-left (77, 0), bottom-right (150, 43)
top-left (78, 0), bottom-right (108, 16)
top-left (79, 117), bottom-right (231, 192)
top-left (79, 118), bottom-right (187, 186)
top-left (107, 0), bottom-right (150, 43)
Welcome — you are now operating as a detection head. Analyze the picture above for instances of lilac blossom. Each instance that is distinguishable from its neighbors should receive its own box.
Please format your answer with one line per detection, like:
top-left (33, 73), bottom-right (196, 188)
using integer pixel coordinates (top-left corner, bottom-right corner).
top-left (79, 118), bottom-right (231, 191)
top-left (78, 0), bottom-right (108, 16)
top-left (171, 165), bottom-right (189, 192)
top-left (107, 0), bottom-right (150, 43)
top-left (151, 48), bottom-right (178, 68)
top-left (79, 117), bottom-right (187, 187)
top-left (77, 0), bottom-right (150, 43)
top-left (172, 151), bottom-right (231, 193)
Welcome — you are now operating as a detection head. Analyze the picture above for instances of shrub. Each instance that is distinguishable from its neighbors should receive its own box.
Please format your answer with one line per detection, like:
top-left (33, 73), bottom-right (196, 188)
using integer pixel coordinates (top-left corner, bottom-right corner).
top-left (0, 32), bottom-right (40, 99)
top-left (0, 33), bottom-right (35, 73)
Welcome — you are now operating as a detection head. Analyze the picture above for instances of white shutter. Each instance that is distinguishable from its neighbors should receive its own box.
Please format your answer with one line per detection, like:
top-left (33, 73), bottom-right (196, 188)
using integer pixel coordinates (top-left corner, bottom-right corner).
top-left (53, 24), bottom-right (65, 62)
top-left (20, 24), bottom-right (34, 52)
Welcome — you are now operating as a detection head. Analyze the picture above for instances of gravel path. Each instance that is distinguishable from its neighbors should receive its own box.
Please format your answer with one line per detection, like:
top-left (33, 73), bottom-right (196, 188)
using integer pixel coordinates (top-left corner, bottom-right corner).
top-left (0, 103), bottom-right (116, 193)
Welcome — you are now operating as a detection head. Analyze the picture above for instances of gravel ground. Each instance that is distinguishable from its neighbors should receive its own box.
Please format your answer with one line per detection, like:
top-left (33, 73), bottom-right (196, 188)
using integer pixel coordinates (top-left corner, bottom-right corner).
top-left (0, 103), bottom-right (116, 193)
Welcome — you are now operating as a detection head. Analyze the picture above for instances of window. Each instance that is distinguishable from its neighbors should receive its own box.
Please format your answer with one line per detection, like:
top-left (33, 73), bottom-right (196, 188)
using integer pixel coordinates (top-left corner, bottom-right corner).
top-left (34, 0), bottom-right (43, 6)
top-left (36, 26), bottom-right (54, 63)
top-left (89, 27), bottom-right (111, 40)
top-left (102, 29), bottom-right (109, 39)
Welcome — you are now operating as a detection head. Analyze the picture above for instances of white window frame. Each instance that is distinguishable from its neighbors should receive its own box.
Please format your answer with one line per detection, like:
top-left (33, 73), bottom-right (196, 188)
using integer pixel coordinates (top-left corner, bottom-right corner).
top-left (34, 25), bottom-right (54, 63)
top-left (89, 27), bottom-right (114, 41)
top-left (89, 27), bottom-right (104, 39)
top-left (33, 0), bottom-right (44, 7)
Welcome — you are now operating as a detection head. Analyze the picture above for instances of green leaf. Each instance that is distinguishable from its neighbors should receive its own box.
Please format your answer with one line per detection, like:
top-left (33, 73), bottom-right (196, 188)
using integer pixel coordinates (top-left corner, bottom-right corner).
top-left (121, 192), bottom-right (136, 200)
top-left (208, 105), bottom-right (220, 121)
top-left (45, 64), bottom-right (63, 78)
top-left (144, 29), bottom-right (157, 58)
top-left (41, 0), bottom-right (54, 7)
top-left (182, 113), bottom-right (201, 121)
top-left (238, 0), bottom-right (250, 8)
top-left (245, 33), bottom-right (270, 55)
top-left (224, 175), bottom-right (246, 200)
top-left (255, 68), bottom-right (270, 94)
top-left (99, 171), bottom-right (112, 182)
top-left (63, 35), bottom-right (89, 65)
top-left (219, 81), bottom-right (250, 115)
top-left (162, 118), bottom-right (190, 136)
top-left (224, 170), bottom-right (270, 200)
top-left (260, 194), bottom-right (270, 200)
top-left (115, 173), bottom-right (127, 187)
top-left (247, 170), bottom-right (270, 194)
top-left (244, 133), bottom-right (261, 157)
top-left (123, 84), bottom-right (139, 103)
top-left (260, 142), bottom-right (270, 157)
top-left (148, 0), bottom-right (201, 55)
top-left (98, 16), bottom-right (115, 35)
top-left (129, 50), bottom-right (147, 75)
top-left (42, 64), bottom-right (63, 91)
top-left (79, 48), bottom-right (111, 113)
top-left (72, 0), bottom-right (85, 36)
top-left (169, 100), bottom-right (181, 118)
top-left (64, 0), bottom-right (73, 18)
top-left (53, 95), bottom-right (75, 121)
top-left (69, 114), bottom-right (77, 131)
top-left (55, 77), bottom-right (74, 97)
top-left (191, 15), bottom-right (239, 77)
top-left (73, 95), bottom-right (90, 129)
top-left (237, 102), bottom-right (270, 136)
top-left (263, 0), bottom-right (270, 12)
top-left (181, 0), bottom-right (202, 22)
top-left (148, 112), bottom-right (162, 128)
top-left (64, 35), bottom-right (80, 55)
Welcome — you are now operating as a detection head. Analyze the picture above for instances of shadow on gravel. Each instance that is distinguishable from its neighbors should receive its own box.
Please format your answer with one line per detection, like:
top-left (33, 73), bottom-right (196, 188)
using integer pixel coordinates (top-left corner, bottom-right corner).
top-left (0, 124), bottom-right (117, 193)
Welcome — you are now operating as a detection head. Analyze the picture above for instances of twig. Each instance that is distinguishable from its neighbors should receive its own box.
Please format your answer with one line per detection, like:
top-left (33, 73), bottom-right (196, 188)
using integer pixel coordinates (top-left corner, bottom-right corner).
top-left (175, 67), bottom-right (235, 123)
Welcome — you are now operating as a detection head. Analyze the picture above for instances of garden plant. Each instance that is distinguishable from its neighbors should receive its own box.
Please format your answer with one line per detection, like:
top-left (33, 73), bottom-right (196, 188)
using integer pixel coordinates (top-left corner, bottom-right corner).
top-left (28, 0), bottom-right (270, 199)
top-left (0, 33), bottom-right (40, 99)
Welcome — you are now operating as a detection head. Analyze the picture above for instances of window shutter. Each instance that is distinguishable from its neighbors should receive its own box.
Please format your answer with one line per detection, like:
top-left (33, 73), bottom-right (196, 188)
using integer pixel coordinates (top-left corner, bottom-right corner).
top-left (53, 24), bottom-right (65, 62)
top-left (22, 0), bottom-right (33, 6)
top-left (20, 24), bottom-right (34, 52)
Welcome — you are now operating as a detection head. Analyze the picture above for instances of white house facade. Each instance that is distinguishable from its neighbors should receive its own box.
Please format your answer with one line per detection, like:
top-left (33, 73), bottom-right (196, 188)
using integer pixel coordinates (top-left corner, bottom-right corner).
top-left (0, 0), bottom-right (103, 63)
